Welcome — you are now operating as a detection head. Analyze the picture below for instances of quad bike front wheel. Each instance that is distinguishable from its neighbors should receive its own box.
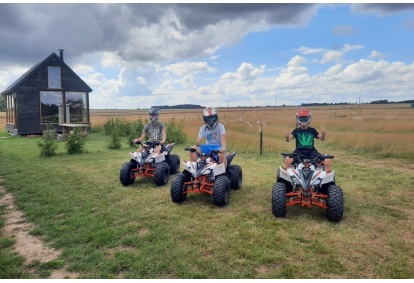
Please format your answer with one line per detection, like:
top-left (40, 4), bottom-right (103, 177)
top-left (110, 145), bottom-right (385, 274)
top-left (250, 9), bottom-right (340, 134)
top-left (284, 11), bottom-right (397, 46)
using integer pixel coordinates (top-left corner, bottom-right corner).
top-left (168, 154), bottom-right (180, 175)
top-left (120, 162), bottom-right (136, 186)
top-left (272, 182), bottom-right (287, 218)
top-left (170, 173), bottom-right (188, 203)
top-left (326, 184), bottom-right (344, 222)
top-left (154, 162), bottom-right (170, 186)
top-left (227, 164), bottom-right (242, 190)
top-left (213, 175), bottom-right (230, 207)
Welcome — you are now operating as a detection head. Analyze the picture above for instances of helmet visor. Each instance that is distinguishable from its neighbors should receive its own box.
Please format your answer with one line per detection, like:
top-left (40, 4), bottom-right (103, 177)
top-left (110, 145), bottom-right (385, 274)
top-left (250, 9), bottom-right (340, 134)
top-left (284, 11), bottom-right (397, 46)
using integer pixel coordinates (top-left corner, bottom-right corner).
top-left (297, 116), bottom-right (310, 123)
top-left (204, 115), bottom-right (217, 126)
top-left (149, 113), bottom-right (159, 122)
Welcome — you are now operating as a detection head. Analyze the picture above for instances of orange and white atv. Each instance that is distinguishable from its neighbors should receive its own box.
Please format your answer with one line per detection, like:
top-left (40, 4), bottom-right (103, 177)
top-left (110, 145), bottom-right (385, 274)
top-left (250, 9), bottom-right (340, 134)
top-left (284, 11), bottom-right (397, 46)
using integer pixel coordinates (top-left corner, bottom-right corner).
top-left (119, 141), bottom-right (180, 187)
top-left (272, 152), bottom-right (343, 222)
top-left (170, 144), bottom-right (242, 207)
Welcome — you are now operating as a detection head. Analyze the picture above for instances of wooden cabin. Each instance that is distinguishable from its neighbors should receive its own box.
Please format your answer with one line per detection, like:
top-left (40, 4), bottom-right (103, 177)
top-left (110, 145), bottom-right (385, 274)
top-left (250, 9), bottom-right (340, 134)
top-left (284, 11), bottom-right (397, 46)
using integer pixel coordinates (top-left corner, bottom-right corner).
top-left (1, 50), bottom-right (92, 136)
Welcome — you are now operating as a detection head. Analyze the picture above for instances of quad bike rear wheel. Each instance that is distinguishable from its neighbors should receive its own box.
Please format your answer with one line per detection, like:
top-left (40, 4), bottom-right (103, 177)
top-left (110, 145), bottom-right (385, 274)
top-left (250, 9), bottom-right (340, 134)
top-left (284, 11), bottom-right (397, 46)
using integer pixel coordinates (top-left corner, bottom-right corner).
top-left (326, 184), bottom-right (344, 222)
top-left (227, 164), bottom-right (242, 190)
top-left (213, 175), bottom-right (230, 207)
top-left (170, 173), bottom-right (188, 203)
top-left (120, 162), bottom-right (136, 186)
top-left (272, 182), bottom-right (287, 218)
top-left (168, 154), bottom-right (180, 175)
top-left (154, 162), bottom-right (170, 186)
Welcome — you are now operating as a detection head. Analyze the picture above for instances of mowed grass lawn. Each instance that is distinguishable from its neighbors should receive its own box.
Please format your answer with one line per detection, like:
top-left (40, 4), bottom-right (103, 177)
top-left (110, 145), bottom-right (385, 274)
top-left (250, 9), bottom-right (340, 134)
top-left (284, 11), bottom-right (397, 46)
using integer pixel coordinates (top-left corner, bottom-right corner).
top-left (1, 107), bottom-right (414, 278)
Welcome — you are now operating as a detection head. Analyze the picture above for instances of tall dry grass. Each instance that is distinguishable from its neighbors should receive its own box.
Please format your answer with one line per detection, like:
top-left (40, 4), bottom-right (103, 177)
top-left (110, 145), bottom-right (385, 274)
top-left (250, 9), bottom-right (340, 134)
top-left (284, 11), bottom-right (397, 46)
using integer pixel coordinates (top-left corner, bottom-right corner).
top-left (2, 103), bottom-right (413, 159)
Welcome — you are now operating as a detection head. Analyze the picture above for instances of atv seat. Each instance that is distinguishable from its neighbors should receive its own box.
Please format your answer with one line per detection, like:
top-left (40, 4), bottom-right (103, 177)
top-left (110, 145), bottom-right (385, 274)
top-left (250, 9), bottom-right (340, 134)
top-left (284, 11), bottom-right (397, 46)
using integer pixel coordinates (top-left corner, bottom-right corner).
top-left (226, 151), bottom-right (237, 166)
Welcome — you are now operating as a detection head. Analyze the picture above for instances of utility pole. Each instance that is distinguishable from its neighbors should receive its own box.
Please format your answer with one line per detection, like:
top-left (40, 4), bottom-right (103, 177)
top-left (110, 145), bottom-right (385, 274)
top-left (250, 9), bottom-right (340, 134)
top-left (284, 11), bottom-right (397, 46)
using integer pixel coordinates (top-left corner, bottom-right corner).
top-left (359, 91), bottom-right (361, 114)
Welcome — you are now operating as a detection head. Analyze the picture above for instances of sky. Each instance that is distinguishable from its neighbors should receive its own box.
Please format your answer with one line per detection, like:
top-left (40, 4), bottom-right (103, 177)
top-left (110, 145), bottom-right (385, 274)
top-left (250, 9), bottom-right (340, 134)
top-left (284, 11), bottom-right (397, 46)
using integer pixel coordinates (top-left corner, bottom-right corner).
top-left (1, 3), bottom-right (414, 109)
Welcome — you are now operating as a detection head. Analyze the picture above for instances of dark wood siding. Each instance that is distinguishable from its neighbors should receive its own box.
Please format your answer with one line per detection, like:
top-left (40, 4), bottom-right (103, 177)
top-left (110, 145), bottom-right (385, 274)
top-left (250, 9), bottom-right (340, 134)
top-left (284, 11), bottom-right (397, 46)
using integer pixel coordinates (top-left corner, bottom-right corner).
top-left (16, 90), bottom-right (43, 135)
top-left (2, 52), bottom-right (92, 135)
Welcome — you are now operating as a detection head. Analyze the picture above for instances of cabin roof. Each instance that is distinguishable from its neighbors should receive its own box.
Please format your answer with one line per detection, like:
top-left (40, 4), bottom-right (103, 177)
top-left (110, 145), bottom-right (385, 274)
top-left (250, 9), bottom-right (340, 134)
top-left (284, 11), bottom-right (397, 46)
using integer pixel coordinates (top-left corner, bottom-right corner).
top-left (1, 52), bottom-right (92, 95)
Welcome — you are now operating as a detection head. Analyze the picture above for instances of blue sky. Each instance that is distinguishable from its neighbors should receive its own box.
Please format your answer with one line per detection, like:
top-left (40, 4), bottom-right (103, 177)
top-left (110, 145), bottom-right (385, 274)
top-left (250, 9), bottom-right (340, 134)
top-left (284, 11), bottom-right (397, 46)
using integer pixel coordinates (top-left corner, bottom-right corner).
top-left (1, 3), bottom-right (414, 109)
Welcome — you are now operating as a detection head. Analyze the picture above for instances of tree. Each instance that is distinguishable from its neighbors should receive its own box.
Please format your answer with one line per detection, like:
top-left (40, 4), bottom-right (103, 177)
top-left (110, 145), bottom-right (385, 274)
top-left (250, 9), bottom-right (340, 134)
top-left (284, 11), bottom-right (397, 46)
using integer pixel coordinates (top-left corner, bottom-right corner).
top-left (0, 95), bottom-right (6, 112)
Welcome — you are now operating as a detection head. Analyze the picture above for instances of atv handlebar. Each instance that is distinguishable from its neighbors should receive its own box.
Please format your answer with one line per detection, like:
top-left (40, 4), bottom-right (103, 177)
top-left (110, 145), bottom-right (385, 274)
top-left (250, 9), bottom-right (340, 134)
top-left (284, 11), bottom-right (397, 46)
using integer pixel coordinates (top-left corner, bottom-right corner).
top-left (281, 152), bottom-right (334, 165)
top-left (135, 140), bottom-right (162, 145)
top-left (184, 147), bottom-right (220, 155)
top-left (135, 141), bottom-right (166, 151)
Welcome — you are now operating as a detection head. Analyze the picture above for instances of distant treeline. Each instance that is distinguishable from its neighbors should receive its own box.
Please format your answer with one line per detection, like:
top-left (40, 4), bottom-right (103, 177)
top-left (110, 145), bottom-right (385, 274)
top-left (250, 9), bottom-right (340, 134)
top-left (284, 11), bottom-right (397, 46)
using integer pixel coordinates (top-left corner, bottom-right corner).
top-left (154, 104), bottom-right (204, 110)
top-left (149, 99), bottom-right (414, 110)
top-left (299, 99), bottom-right (414, 107)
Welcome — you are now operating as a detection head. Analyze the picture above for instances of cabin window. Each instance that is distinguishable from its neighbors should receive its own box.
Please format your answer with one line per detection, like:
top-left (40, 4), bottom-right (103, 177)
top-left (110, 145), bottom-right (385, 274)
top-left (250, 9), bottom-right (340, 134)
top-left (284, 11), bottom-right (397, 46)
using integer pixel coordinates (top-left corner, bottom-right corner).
top-left (6, 93), bottom-right (15, 124)
top-left (66, 92), bottom-right (88, 123)
top-left (40, 91), bottom-right (63, 123)
top-left (48, 66), bottom-right (61, 89)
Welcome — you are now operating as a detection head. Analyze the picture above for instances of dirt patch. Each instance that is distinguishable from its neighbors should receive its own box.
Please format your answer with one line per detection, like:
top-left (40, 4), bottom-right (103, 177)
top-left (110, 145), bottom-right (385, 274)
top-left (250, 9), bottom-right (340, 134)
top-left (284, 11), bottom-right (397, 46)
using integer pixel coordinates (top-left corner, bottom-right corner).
top-left (0, 179), bottom-right (78, 279)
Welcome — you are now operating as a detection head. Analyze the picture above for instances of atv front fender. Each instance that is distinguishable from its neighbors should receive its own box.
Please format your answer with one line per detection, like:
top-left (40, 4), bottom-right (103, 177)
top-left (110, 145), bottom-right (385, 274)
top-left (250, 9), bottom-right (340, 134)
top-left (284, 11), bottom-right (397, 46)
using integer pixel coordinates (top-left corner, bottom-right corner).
top-left (163, 142), bottom-right (175, 154)
top-left (277, 167), bottom-right (291, 183)
top-left (321, 170), bottom-right (335, 185)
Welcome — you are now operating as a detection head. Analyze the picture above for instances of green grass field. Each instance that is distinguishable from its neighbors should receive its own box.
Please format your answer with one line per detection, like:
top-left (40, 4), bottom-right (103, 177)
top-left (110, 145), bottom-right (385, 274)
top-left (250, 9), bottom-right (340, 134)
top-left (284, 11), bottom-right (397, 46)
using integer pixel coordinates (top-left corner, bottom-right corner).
top-left (1, 105), bottom-right (414, 278)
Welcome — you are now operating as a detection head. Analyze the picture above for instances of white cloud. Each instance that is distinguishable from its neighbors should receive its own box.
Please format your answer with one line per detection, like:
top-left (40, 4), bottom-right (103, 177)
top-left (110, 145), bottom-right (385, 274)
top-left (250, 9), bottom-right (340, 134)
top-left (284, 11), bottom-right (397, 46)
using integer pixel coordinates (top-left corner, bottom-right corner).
top-left (321, 50), bottom-right (343, 64)
top-left (324, 64), bottom-right (343, 76)
top-left (100, 52), bottom-right (124, 68)
top-left (288, 55), bottom-right (307, 67)
top-left (296, 46), bottom-right (324, 54)
top-left (341, 59), bottom-right (386, 83)
top-left (0, 65), bottom-right (28, 91)
top-left (72, 64), bottom-right (94, 76)
top-left (165, 61), bottom-right (216, 77)
top-left (237, 63), bottom-right (265, 81)
top-left (368, 50), bottom-right (384, 59)
top-left (342, 44), bottom-right (363, 52)
top-left (136, 76), bottom-right (147, 85)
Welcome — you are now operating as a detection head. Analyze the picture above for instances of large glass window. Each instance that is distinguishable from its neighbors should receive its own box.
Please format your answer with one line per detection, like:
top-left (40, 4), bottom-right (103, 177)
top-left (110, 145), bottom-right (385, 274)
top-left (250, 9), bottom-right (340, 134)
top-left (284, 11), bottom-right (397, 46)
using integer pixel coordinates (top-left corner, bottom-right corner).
top-left (66, 92), bottom-right (88, 123)
top-left (6, 93), bottom-right (15, 124)
top-left (40, 91), bottom-right (63, 123)
top-left (48, 66), bottom-right (61, 89)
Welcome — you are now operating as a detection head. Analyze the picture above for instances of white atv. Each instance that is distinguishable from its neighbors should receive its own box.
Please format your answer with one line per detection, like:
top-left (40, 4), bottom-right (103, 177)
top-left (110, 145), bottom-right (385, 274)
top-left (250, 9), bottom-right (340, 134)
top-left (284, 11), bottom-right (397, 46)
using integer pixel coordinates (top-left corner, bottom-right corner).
top-left (170, 144), bottom-right (242, 207)
top-left (272, 152), bottom-right (344, 222)
top-left (119, 141), bottom-right (180, 187)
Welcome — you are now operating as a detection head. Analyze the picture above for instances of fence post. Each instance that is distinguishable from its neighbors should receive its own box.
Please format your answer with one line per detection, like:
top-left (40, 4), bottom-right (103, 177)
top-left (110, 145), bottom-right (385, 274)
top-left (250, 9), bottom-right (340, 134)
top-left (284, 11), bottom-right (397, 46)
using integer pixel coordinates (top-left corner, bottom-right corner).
top-left (259, 122), bottom-right (263, 155)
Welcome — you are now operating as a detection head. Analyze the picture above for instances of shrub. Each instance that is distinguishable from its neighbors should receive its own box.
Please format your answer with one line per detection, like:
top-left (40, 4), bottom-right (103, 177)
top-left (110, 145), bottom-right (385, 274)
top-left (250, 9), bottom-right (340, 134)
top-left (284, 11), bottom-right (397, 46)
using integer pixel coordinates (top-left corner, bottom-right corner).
top-left (37, 125), bottom-right (58, 157)
top-left (103, 117), bottom-right (132, 136)
top-left (65, 128), bottom-right (86, 154)
top-left (102, 117), bottom-right (187, 146)
top-left (165, 118), bottom-right (187, 144)
top-left (127, 119), bottom-right (145, 147)
top-left (108, 127), bottom-right (122, 150)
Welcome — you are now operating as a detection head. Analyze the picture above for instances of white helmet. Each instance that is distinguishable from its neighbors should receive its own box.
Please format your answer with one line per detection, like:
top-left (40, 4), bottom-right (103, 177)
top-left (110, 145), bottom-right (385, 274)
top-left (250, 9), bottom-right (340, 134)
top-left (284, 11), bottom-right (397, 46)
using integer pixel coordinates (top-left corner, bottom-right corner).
top-left (203, 107), bottom-right (218, 130)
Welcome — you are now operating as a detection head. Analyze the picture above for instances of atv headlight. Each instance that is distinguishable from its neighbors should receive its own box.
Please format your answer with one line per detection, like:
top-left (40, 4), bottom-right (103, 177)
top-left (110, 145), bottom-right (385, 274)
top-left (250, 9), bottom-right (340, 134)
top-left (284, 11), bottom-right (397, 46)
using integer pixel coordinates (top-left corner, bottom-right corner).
top-left (291, 176), bottom-right (300, 185)
top-left (312, 178), bottom-right (322, 186)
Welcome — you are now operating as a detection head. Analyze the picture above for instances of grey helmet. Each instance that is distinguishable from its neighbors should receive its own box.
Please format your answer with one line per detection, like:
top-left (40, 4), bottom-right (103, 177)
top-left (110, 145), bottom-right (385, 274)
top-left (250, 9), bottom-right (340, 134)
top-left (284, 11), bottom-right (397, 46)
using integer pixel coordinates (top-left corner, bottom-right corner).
top-left (149, 107), bottom-right (160, 122)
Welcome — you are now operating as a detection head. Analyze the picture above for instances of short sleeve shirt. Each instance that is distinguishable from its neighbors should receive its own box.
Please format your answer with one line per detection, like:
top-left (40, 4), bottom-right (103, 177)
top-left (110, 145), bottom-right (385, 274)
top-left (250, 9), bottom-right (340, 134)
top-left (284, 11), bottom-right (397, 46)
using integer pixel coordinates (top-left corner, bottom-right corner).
top-left (198, 123), bottom-right (226, 145)
top-left (292, 127), bottom-right (319, 151)
top-left (143, 122), bottom-right (165, 142)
